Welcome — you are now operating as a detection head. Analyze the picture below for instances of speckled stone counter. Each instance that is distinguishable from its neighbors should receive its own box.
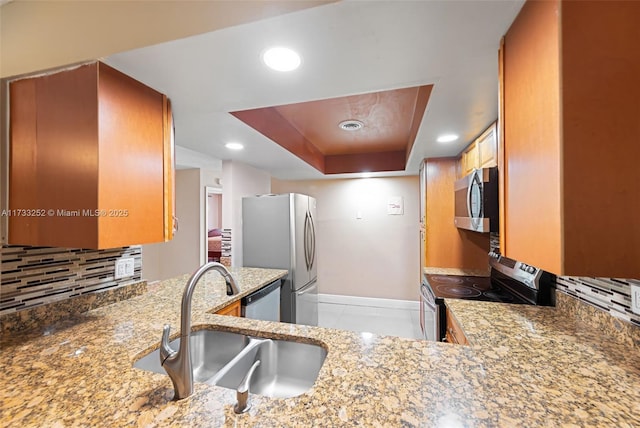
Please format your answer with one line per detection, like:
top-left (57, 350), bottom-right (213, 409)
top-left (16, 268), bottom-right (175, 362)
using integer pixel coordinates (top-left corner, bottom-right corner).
top-left (446, 298), bottom-right (640, 427)
top-left (2, 268), bottom-right (639, 427)
top-left (423, 266), bottom-right (490, 277)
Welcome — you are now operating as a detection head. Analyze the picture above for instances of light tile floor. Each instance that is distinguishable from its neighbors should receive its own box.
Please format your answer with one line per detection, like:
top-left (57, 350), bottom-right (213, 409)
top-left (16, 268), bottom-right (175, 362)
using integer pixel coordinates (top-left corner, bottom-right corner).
top-left (318, 302), bottom-right (424, 340)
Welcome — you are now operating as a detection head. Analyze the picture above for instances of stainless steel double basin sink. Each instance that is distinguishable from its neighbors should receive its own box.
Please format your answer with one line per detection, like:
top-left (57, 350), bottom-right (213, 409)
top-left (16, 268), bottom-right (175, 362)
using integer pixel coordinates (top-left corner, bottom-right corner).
top-left (134, 329), bottom-right (327, 398)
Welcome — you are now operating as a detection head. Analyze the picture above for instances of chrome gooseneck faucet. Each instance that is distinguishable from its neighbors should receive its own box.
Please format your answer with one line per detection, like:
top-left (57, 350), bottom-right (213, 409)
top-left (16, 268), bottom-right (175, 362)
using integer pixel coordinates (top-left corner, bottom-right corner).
top-left (159, 262), bottom-right (240, 399)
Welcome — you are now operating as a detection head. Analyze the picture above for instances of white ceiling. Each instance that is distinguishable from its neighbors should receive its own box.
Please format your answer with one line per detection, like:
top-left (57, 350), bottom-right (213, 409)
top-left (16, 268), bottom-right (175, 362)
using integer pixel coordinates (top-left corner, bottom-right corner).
top-left (105, 0), bottom-right (524, 180)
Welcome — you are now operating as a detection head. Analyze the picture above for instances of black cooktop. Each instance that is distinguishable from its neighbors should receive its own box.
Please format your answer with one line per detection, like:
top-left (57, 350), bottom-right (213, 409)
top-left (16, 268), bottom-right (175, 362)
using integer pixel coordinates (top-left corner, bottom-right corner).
top-left (425, 274), bottom-right (530, 304)
top-left (424, 254), bottom-right (556, 307)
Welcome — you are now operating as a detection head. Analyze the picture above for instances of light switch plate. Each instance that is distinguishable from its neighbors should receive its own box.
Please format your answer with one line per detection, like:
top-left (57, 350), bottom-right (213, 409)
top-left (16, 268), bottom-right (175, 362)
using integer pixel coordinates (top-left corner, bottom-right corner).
top-left (631, 284), bottom-right (640, 315)
top-left (115, 258), bottom-right (135, 280)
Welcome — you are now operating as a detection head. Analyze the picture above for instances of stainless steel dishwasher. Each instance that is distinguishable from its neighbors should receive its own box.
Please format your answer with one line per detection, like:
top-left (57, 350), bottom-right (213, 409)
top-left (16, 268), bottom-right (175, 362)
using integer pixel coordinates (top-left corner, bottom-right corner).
top-left (241, 279), bottom-right (281, 322)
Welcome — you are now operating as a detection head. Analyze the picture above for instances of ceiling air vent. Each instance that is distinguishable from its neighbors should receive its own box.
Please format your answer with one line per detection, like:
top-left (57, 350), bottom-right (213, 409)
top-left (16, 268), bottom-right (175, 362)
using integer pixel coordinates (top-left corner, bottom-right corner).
top-left (338, 120), bottom-right (364, 131)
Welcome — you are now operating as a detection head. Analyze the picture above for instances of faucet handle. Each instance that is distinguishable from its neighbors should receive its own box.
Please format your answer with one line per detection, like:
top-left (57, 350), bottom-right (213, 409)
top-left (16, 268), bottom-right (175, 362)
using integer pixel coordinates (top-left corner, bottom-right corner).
top-left (160, 324), bottom-right (176, 364)
top-left (234, 360), bottom-right (261, 414)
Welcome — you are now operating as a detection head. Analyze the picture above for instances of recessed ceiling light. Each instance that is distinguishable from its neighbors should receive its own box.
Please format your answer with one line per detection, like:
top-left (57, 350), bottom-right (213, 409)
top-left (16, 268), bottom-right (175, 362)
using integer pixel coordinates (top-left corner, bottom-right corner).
top-left (339, 120), bottom-right (364, 131)
top-left (262, 47), bottom-right (301, 72)
top-left (225, 142), bottom-right (244, 150)
top-left (436, 134), bottom-right (459, 143)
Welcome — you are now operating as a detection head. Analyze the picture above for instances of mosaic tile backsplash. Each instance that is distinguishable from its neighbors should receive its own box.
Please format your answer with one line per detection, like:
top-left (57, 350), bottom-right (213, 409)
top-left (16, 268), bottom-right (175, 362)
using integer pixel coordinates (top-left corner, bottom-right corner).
top-left (555, 276), bottom-right (640, 327)
top-left (0, 245), bottom-right (142, 316)
top-left (220, 228), bottom-right (232, 267)
top-left (489, 232), bottom-right (500, 253)
top-left (492, 233), bottom-right (637, 329)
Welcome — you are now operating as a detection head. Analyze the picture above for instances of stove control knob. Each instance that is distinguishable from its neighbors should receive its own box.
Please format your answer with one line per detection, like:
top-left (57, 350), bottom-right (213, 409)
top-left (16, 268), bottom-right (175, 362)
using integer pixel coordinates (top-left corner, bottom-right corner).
top-left (527, 266), bottom-right (536, 274)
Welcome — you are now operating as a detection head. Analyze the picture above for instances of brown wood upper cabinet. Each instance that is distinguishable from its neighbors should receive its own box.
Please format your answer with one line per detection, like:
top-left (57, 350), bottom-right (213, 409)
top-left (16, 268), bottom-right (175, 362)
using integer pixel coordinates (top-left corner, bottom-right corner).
top-left (8, 61), bottom-right (175, 249)
top-left (422, 158), bottom-right (490, 271)
top-left (458, 122), bottom-right (497, 178)
top-left (500, 0), bottom-right (639, 278)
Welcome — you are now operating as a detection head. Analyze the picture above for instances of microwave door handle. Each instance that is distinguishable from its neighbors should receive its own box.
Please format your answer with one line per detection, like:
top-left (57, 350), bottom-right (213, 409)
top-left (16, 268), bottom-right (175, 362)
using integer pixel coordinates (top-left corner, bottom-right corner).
top-left (468, 170), bottom-right (482, 230)
top-left (466, 171), bottom-right (474, 220)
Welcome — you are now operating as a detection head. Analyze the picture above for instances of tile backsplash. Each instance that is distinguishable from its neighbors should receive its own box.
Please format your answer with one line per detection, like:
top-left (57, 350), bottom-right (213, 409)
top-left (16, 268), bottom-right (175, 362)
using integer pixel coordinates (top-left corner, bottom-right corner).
top-left (555, 276), bottom-right (640, 328)
top-left (0, 245), bottom-right (142, 316)
top-left (489, 232), bottom-right (500, 253)
top-left (220, 228), bottom-right (232, 267)
top-left (489, 235), bottom-right (638, 328)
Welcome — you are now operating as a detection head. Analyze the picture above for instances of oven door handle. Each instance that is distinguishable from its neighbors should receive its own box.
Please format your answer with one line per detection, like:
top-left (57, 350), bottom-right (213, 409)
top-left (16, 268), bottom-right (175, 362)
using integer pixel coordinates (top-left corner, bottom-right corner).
top-left (420, 288), bottom-right (438, 310)
top-left (420, 284), bottom-right (436, 300)
top-left (420, 286), bottom-right (441, 342)
top-left (423, 299), bottom-right (437, 312)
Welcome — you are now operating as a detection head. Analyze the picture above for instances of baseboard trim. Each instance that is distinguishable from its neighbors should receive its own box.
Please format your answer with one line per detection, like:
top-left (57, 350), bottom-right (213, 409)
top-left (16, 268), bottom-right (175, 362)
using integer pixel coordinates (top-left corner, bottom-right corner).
top-left (318, 294), bottom-right (419, 310)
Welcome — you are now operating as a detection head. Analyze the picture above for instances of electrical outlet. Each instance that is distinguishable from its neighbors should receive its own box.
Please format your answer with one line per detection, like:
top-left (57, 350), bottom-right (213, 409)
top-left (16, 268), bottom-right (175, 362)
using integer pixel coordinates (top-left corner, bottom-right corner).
top-left (115, 258), bottom-right (135, 280)
top-left (631, 284), bottom-right (640, 315)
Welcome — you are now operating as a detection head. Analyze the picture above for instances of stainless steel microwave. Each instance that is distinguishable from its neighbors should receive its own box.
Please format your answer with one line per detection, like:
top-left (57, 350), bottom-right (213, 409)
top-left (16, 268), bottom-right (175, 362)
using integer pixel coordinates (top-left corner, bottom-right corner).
top-left (454, 167), bottom-right (498, 233)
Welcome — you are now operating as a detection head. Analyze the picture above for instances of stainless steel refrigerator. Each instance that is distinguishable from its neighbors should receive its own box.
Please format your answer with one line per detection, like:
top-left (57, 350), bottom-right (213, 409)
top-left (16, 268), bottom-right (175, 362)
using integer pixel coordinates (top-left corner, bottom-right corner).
top-left (242, 193), bottom-right (318, 326)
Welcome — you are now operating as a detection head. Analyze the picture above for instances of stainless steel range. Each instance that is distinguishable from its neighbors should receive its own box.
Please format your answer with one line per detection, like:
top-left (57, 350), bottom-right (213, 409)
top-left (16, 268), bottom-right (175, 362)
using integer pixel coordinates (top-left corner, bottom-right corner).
top-left (419, 252), bottom-right (556, 341)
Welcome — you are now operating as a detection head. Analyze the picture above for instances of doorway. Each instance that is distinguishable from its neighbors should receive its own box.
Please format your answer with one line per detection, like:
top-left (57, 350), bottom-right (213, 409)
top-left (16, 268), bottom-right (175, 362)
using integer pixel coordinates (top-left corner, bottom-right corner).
top-left (205, 186), bottom-right (223, 262)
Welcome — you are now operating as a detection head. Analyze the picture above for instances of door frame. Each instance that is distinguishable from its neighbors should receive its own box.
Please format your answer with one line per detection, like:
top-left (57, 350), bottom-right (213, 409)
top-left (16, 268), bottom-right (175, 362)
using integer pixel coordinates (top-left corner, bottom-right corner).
top-left (204, 186), bottom-right (222, 264)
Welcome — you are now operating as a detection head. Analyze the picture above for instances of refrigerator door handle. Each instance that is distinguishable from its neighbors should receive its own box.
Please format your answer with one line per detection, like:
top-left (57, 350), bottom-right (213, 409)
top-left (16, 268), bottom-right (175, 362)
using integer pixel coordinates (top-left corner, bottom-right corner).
top-left (295, 278), bottom-right (317, 295)
top-left (308, 212), bottom-right (316, 271)
top-left (303, 212), bottom-right (310, 270)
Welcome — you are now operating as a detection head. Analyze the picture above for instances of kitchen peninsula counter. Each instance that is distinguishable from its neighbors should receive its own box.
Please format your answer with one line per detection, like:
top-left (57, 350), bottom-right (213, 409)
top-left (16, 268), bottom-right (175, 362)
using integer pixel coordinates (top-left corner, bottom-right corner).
top-left (1, 268), bottom-right (639, 427)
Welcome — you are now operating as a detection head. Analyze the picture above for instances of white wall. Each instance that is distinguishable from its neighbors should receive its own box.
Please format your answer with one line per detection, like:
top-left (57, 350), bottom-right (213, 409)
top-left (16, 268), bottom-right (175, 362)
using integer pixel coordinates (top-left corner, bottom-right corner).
top-left (142, 143), bottom-right (222, 281)
top-left (176, 145), bottom-right (223, 172)
top-left (272, 176), bottom-right (420, 301)
top-left (222, 161), bottom-right (271, 267)
top-left (207, 192), bottom-right (222, 230)
top-left (142, 168), bottom-right (204, 281)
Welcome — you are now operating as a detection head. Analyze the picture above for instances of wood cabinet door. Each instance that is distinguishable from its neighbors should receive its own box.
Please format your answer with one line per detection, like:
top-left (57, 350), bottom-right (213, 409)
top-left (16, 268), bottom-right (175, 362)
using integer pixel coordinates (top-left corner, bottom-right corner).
top-left (477, 124), bottom-right (497, 168)
top-left (9, 64), bottom-right (100, 248)
top-left (7, 62), bottom-right (174, 249)
top-left (424, 158), bottom-right (489, 270)
top-left (97, 62), bottom-right (165, 248)
top-left (446, 307), bottom-right (469, 346)
top-left (215, 300), bottom-right (241, 317)
top-left (163, 97), bottom-right (176, 241)
top-left (501, 0), bottom-right (640, 277)
top-left (461, 143), bottom-right (479, 177)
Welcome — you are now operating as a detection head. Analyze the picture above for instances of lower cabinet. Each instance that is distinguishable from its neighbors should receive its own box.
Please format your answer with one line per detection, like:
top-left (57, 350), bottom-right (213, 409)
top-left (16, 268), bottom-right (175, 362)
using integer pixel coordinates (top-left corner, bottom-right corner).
top-left (215, 300), bottom-right (241, 317)
top-left (445, 307), bottom-right (469, 346)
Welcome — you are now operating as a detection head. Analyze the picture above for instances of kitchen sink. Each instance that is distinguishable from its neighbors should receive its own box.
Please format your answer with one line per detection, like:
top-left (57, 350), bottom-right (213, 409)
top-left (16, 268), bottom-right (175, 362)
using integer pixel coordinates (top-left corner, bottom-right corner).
top-left (213, 337), bottom-right (327, 398)
top-left (133, 329), bottom-right (327, 398)
top-left (134, 330), bottom-right (250, 382)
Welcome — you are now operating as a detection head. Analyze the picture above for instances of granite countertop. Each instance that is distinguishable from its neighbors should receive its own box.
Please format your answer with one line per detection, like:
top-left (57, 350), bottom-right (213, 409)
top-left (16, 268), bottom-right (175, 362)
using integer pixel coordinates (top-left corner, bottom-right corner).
top-left (423, 266), bottom-right (490, 277)
top-left (1, 268), bottom-right (639, 427)
top-left (445, 298), bottom-right (640, 427)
